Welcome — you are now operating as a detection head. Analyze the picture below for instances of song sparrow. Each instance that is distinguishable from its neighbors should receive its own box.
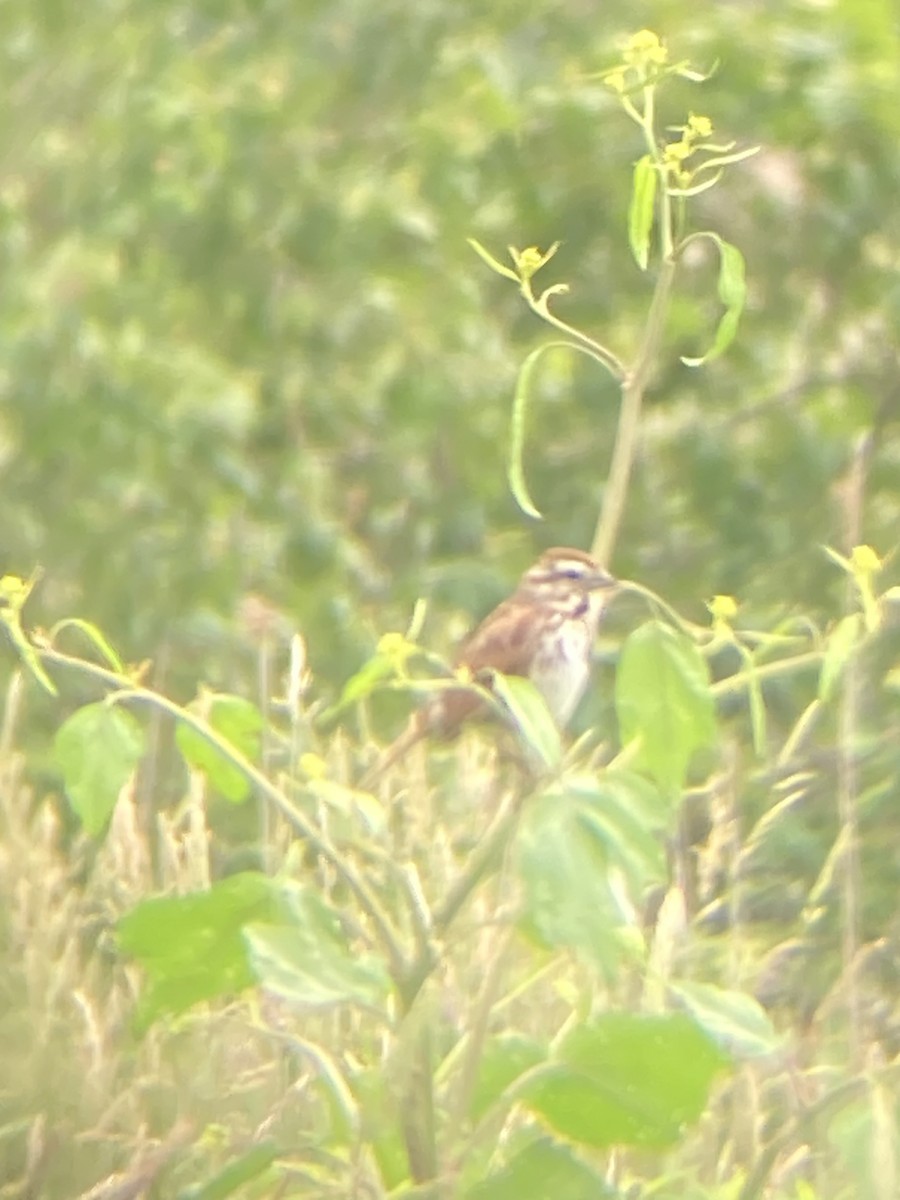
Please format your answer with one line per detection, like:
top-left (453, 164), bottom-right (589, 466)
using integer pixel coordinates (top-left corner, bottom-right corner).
top-left (363, 547), bottom-right (617, 782)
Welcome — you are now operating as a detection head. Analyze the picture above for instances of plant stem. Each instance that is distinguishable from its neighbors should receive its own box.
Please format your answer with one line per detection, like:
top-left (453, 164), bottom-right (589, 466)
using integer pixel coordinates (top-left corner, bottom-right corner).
top-left (397, 792), bottom-right (520, 1015)
top-left (524, 289), bottom-right (626, 382)
top-left (737, 1078), bottom-right (868, 1200)
top-left (710, 651), bottom-right (821, 697)
top-left (591, 252), bottom-right (677, 566)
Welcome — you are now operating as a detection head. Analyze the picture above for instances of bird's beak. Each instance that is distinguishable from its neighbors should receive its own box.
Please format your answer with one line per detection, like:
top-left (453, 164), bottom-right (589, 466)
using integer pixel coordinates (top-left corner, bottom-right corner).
top-left (588, 568), bottom-right (617, 591)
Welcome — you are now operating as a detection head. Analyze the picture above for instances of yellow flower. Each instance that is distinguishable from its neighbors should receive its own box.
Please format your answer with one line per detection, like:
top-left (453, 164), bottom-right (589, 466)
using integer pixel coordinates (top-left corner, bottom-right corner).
top-left (0, 575), bottom-right (28, 605)
top-left (707, 594), bottom-right (739, 624)
top-left (510, 242), bottom-right (561, 282)
top-left (377, 631), bottom-right (411, 657)
top-left (518, 247), bottom-right (545, 276)
top-left (605, 69), bottom-right (627, 94)
top-left (687, 113), bottom-right (713, 139)
top-left (664, 140), bottom-right (693, 164)
top-left (624, 30), bottom-right (668, 67)
top-left (299, 753), bottom-right (328, 780)
top-left (377, 631), bottom-right (418, 679)
top-left (851, 544), bottom-right (882, 577)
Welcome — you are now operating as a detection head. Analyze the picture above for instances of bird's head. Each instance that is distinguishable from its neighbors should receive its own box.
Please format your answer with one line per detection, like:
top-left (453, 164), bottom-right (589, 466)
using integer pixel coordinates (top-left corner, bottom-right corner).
top-left (526, 547), bottom-right (616, 592)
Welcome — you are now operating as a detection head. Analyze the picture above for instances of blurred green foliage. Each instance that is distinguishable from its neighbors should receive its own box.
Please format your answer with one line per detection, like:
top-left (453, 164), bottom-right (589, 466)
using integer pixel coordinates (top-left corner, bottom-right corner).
top-left (3, 0), bottom-right (898, 693)
top-left (4, 0), bottom-right (900, 975)
top-left (3, 3), bottom-right (900, 1195)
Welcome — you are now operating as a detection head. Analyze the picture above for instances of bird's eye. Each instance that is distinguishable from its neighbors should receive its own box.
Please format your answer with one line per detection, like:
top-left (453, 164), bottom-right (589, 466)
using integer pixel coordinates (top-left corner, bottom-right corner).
top-left (564, 567), bottom-right (582, 579)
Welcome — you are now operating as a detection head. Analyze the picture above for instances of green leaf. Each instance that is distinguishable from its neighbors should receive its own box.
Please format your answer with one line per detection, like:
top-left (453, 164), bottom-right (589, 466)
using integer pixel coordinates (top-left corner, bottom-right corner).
top-left (53, 702), bottom-right (145, 835)
top-left (681, 235), bottom-right (747, 366)
top-left (628, 154), bottom-right (657, 270)
top-left (470, 1033), bottom-right (546, 1123)
top-left (668, 170), bottom-right (723, 198)
top-left (515, 792), bottom-right (640, 977)
top-left (244, 886), bottom-right (390, 1011)
top-left (671, 980), bottom-right (782, 1059)
top-left (317, 648), bottom-right (405, 725)
top-left (716, 238), bottom-right (747, 308)
top-left (490, 672), bottom-right (561, 769)
top-left (177, 1143), bottom-right (279, 1200)
top-left (117, 872), bottom-right (281, 1033)
top-left (508, 344), bottom-right (551, 519)
top-left (746, 655), bottom-right (768, 756)
top-left (50, 617), bottom-right (126, 671)
top-left (819, 613), bottom-right (862, 702)
top-left (176, 694), bottom-right (263, 803)
top-left (507, 340), bottom-right (622, 519)
top-left (520, 1013), bottom-right (728, 1149)
top-left (615, 621), bottom-right (718, 797)
top-left (464, 1136), bottom-right (614, 1200)
top-left (564, 771), bottom-right (669, 893)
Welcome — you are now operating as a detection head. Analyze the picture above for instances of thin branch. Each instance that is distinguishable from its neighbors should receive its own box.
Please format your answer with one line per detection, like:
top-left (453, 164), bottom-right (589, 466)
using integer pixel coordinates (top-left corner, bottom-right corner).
top-left (737, 1078), bottom-right (869, 1200)
top-left (444, 920), bottom-right (516, 1155)
top-left (592, 252), bottom-right (678, 566)
top-left (398, 790), bottom-right (523, 1011)
top-left (710, 651), bottom-right (821, 697)
top-left (520, 284), bottom-right (627, 382)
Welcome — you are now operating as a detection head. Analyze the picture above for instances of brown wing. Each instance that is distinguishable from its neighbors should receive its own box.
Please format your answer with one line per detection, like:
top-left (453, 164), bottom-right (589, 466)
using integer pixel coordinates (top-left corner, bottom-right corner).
top-left (455, 596), bottom-right (546, 675)
top-left (421, 596), bottom-right (549, 734)
top-left (363, 597), bottom-right (546, 779)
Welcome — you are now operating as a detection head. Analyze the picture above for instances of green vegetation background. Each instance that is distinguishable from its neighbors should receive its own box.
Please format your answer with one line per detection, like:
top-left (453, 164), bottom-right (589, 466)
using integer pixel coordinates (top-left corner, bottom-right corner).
top-left (4, 0), bottom-right (898, 686)
top-left (2, 0), bottom-right (900, 1196)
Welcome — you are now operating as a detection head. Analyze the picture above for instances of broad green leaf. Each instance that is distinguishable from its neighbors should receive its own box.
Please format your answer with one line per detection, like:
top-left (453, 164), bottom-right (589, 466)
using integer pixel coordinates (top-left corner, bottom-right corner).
top-left (244, 886), bottom-right (390, 1010)
top-left (520, 1013), bottom-right (728, 1148)
top-left (117, 872), bottom-right (281, 1032)
top-left (615, 621), bottom-right (717, 797)
top-left (629, 154), bottom-right (657, 269)
top-left (470, 1033), bottom-right (546, 1123)
top-left (818, 613), bottom-right (862, 702)
top-left (671, 980), bottom-right (782, 1059)
top-left (464, 1136), bottom-right (614, 1200)
top-left (564, 771), bottom-right (669, 893)
top-left (491, 672), bottom-right (561, 769)
top-left (681, 235), bottom-right (747, 366)
top-left (176, 694), bottom-right (263, 803)
top-left (515, 792), bottom-right (640, 976)
top-left (177, 1143), bottom-right (279, 1200)
top-left (53, 702), bottom-right (145, 835)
